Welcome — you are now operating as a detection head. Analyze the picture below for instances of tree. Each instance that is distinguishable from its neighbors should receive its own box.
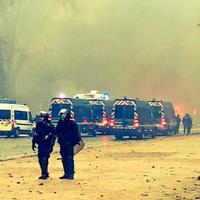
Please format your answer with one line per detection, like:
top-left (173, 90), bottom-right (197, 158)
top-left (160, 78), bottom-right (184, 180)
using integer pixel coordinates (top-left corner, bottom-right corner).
top-left (0, 0), bottom-right (26, 98)
top-left (0, 0), bottom-right (50, 98)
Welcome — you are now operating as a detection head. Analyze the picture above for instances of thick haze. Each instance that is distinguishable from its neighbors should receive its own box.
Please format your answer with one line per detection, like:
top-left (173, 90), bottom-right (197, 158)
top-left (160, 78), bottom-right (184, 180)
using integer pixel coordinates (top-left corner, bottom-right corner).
top-left (0, 0), bottom-right (200, 120)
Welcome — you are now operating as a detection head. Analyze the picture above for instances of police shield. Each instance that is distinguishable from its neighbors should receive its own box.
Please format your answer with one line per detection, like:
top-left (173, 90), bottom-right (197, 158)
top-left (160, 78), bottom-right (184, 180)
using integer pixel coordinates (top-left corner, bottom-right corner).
top-left (74, 139), bottom-right (85, 155)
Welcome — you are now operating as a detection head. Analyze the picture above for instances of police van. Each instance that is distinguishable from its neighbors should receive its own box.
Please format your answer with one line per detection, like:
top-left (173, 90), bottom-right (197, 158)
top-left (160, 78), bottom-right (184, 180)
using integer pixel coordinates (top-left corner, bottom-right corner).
top-left (0, 99), bottom-right (34, 137)
top-left (112, 97), bottom-right (157, 140)
top-left (149, 100), bottom-right (177, 135)
top-left (49, 97), bottom-right (96, 136)
top-left (89, 99), bottom-right (114, 135)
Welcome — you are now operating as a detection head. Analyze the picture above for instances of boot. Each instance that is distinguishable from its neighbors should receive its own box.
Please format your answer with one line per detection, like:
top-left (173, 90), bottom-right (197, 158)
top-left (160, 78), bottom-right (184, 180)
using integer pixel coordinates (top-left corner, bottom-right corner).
top-left (39, 175), bottom-right (48, 180)
top-left (59, 175), bottom-right (68, 179)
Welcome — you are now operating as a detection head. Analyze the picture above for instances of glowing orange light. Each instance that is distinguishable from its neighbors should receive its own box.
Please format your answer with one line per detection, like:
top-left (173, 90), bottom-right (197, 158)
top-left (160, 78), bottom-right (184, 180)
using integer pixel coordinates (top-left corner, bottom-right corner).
top-left (134, 117), bottom-right (139, 128)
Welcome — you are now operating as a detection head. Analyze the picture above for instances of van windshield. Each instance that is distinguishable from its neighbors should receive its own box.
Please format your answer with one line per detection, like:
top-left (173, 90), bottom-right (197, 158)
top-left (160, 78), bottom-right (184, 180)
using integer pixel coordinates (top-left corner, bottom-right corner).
top-left (51, 104), bottom-right (71, 119)
top-left (92, 105), bottom-right (103, 120)
top-left (115, 105), bottom-right (134, 119)
top-left (0, 110), bottom-right (11, 120)
top-left (74, 106), bottom-right (91, 123)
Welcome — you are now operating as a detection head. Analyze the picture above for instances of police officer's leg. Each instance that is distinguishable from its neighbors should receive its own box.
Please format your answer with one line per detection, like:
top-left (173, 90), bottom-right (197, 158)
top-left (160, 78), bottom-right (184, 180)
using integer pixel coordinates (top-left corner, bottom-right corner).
top-left (67, 155), bottom-right (74, 179)
top-left (38, 154), bottom-right (43, 174)
top-left (186, 126), bottom-right (189, 135)
top-left (60, 146), bottom-right (69, 179)
top-left (177, 124), bottom-right (180, 134)
top-left (42, 155), bottom-right (49, 176)
top-left (38, 152), bottom-right (49, 179)
top-left (66, 144), bottom-right (74, 179)
top-left (175, 125), bottom-right (178, 134)
top-left (40, 156), bottom-right (49, 179)
top-left (184, 126), bottom-right (186, 134)
top-left (188, 126), bottom-right (191, 134)
top-left (61, 157), bottom-right (69, 177)
top-left (60, 145), bottom-right (74, 179)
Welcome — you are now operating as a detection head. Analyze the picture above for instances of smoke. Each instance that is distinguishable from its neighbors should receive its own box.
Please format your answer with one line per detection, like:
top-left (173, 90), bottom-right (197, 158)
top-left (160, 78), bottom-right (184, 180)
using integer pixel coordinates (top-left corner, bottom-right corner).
top-left (0, 0), bottom-right (200, 122)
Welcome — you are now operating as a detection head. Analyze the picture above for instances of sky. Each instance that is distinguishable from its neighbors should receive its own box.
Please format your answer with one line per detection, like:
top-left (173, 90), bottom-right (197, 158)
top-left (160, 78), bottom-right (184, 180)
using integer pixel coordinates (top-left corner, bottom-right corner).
top-left (0, 0), bottom-right (200, 119)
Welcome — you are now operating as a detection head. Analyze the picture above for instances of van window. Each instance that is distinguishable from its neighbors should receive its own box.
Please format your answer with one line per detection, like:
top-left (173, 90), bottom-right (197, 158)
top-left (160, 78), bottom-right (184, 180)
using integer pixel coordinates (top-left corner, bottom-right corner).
top-left (28, 112), bottom-right (33, 122)
top-left (51, 104), bottom-right (71, 119)
top-left (137, 106), bottom-right (152, 123)
top-left (115, 105), bottom-right (124, 119)
top-left (92, 105), bottom-right (103, 120)
top-left (125, 106), bottom-right (134, 119)
top-left (0, 110), bottom-right (11, 119)
top-left (115, 105), bottom-right (134, 119)
top-left (74, 106), bottom-right (92, 123)
top-left (14, 111), bottom-right (28, 120)
top-left (152, 106), bottom-right (162, 119)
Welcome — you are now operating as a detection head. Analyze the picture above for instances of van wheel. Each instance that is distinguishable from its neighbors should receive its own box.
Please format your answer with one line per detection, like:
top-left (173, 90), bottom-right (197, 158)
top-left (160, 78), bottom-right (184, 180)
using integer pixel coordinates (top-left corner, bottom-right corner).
top-left (7, 134), bottom-right (12, 138)
top-left (151, 132), bottom-right (156, 138)
top-left (14, 129), bottom-right (20, 138)
top-left (163, 129), bottom-right (169, 136)
top-left (137, 133), bottom-right (145, 140)
top-left (115, 134), bottom-right (123, 140)
top-left (102, 131), bottom-right (107, 135)
top-left (91, 130), bottom-right (97, 137)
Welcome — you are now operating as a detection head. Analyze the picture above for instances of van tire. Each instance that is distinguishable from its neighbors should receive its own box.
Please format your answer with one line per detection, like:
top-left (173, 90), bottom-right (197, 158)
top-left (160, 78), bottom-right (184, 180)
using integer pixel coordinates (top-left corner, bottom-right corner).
top-left (163, 129), bottom-right (169, 136)
top-left (7, 133), bottom-right (12, 138)
top-left (91, 129), bottom-right (97, 137)
top-left (136, 133), bottom-right (145, 140)
top-left (115, 134), bottom-right (123, 140)
top-left (151, 132), bottom-right (156, 138)
top-left (14, 129), bottom-right (20, 138)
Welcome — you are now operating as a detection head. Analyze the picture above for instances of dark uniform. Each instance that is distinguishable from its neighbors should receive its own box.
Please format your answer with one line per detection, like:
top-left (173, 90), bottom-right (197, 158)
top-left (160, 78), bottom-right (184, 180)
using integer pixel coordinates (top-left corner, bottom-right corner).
top-left (56, 112), bottom-right (80, 179)
top-left (175, 114), bottom-right (181, 134)
top-left (182, 114), bottom-right (193, 134)
top-left (32, 114), bottom-right (56, 179)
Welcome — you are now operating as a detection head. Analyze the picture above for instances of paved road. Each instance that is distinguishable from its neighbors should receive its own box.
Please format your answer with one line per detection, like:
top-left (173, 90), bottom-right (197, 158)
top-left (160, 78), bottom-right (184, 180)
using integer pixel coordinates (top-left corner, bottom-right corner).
top-left (0, 135), bottom-right (116, 160)
top-left (0, 129), bottom-right (199, 160)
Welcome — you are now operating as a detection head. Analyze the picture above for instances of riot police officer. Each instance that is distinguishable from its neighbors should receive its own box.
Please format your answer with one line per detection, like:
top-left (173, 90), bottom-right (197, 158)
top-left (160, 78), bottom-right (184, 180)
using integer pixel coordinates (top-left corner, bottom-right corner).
top-left (32, 111), bottom-right (56, 179)
top-left (56, 109), bottom-right (81, 180)
top-left (175, 114), bottom-right (181, 134)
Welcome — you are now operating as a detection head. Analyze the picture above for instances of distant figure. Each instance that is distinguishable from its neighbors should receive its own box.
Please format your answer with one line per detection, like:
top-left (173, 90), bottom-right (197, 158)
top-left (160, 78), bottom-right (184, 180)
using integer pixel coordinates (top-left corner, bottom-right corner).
top-left (175, 114), bottom-right (181, 134)
top-left (182, 113), bottom-right (193, 135)
top-left (56, 109), bottom-right (81, 180)
top-left (32, 112), bottom-right (56, 179)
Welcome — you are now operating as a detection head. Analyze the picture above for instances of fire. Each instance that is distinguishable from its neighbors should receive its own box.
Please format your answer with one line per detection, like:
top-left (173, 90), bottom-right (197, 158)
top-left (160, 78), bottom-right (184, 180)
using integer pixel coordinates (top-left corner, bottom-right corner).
top-left (174, 104), bottom-right (185, 117)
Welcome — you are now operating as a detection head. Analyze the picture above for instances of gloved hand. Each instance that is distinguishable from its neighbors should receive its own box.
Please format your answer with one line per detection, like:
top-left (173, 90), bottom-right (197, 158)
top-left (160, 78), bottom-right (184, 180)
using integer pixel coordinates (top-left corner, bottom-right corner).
top-left (32, 144), bottom-right (36, 151)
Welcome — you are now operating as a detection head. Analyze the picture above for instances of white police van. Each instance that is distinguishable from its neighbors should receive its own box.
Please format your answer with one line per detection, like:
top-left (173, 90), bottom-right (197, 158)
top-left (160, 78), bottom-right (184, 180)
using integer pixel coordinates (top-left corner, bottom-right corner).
top-left (0, 99), bottom-right (34, 137)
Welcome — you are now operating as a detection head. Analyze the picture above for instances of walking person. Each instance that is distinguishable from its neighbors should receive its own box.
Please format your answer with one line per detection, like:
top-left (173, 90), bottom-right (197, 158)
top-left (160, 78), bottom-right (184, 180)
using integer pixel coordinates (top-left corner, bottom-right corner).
top-left (56, 109), bottom-right (81, 180)
top-left (32, 111), bottom-right (56, 179)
